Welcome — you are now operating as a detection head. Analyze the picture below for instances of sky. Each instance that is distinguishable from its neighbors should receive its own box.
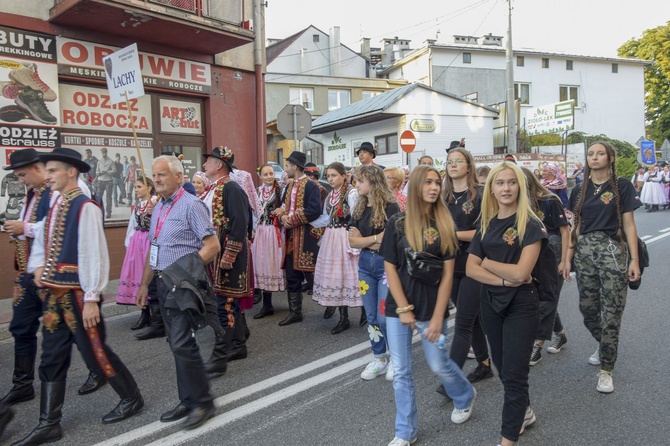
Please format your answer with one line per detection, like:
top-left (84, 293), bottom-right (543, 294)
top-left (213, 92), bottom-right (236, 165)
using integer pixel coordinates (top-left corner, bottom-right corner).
top-left (264, 0), bottom-right (670, 58)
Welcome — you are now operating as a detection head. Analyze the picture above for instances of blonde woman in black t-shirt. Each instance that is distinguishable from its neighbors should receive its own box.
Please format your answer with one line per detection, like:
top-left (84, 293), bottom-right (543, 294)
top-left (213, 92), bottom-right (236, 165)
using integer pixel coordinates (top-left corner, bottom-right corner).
top-left (381, 165), bottom-right (475, 446)
top-left (467, 161), bottom-right (547, 446)
top-left (564, 142), bottom-right (641, 394)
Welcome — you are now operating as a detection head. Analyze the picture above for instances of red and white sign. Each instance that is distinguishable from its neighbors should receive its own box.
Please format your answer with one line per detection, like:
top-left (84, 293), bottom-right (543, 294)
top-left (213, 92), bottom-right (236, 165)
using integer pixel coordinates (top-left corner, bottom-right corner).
top-left (159, 98), bottom-right (202, 135)
top-left (59, 84), bottom-right (152, 133)
top-left (400, 130), bottom-right (416, 153)
top-left (57, 37), bottom-right (211, 94)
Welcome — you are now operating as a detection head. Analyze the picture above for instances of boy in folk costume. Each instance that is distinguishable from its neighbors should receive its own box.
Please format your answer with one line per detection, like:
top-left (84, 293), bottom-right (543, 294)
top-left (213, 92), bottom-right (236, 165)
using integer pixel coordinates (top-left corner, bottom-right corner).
top-left (273, 151), bottom-right (323, 326)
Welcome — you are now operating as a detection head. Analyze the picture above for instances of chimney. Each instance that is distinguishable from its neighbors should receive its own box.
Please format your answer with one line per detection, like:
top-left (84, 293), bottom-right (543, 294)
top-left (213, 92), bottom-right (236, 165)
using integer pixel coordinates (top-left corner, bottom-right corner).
top-left (360, 37), bottom-right (371, 60)
top-left (329, 26), bottom-right (341, 76)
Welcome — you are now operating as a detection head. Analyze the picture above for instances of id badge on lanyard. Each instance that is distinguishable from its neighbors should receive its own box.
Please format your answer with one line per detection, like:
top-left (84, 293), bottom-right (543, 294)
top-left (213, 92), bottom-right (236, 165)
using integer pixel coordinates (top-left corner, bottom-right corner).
top-left (149, 240), bottom-right (159, 268)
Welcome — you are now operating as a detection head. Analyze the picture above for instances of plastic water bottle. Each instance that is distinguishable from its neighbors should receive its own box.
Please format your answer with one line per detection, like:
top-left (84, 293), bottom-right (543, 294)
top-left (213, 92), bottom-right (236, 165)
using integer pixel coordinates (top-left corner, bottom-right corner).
top-left (415, 321), bottom-right (447, 349)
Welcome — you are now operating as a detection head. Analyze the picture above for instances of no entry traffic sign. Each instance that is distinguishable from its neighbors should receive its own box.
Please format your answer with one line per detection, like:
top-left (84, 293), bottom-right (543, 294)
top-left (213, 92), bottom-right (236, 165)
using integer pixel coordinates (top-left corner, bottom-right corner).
top-left (400, 130), bottom-right (416, 153)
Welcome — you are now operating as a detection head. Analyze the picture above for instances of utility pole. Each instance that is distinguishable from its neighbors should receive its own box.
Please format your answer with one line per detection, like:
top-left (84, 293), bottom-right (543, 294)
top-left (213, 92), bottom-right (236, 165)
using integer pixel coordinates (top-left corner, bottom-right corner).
top-left (506, 0), bottom-right (517, 153)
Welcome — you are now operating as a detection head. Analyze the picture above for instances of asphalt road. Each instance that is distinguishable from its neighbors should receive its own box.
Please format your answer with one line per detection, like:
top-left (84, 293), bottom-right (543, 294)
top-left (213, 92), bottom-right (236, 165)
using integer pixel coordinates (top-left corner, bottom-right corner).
top-left (1, 207), bottom-right (668, 446)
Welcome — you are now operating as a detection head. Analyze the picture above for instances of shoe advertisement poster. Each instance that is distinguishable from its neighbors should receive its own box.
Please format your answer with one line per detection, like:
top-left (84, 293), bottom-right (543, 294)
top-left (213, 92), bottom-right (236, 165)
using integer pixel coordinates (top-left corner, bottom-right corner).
top-left (0, 26), bottom-right (60, 222)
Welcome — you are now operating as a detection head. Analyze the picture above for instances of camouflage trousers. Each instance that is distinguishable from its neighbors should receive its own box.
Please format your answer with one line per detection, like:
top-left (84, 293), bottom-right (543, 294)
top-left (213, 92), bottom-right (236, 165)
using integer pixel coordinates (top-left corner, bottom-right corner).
top-left (574, 231), bottom-right (628, 372)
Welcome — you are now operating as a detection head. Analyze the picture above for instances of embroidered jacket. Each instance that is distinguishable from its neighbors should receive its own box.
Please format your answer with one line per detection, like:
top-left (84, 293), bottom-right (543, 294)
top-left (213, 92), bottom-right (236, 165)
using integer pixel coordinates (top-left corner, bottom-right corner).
top-left (14, 182), bottom-right (50, 272)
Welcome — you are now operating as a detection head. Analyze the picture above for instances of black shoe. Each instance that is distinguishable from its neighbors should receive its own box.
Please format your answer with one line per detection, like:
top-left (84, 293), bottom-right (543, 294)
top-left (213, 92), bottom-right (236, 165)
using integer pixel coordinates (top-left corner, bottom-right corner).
top-left (78, 372), bottom-right (108, 395)
top-left (135, 303), bottom-right (165, 340)
top-left (359, 308), bottom-right (367, 327)
top-left (529, 344), bottom-right (543, 366)
top-left (0, 405), bottom-right (14, 439)
top-left (278, 313), bottom-right (303, 326)
top-left (101, 393), bottom-right (144, 424)
top-left (15, 86), bottom-right (57, 125)
top-left (130, 307), bottom-right (151, 331)
top-left (331, 318), bottom-right (350, 335)
top-left (253, 306), bottom-right (274, 319)
top-left (228, 345), bottom-right (248, 361)
top-left (183, 404), bottom-right (215, 430)
top-left (1, 384), bottom-right (34, 406)
top-left (467, 362), bottom-right (494, 383)
top-left (160, 402), bottom-right (190, 422)
top-left (436, 384), bottom-right (452, 401)
top-left (323, 307), bottom-right (336, 319)
top-left (1, 354), bottom-right (36, 406)
top-left (278, 292), bottom-right (303, 326)
top-left (253, 289), bottom-right (262, 305)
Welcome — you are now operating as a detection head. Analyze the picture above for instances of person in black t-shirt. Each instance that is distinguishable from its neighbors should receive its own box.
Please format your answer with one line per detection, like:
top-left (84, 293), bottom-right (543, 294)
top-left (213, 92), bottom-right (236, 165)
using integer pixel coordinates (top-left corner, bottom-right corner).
top-left (467, 161), bottom-right (546, 446)
top-left (564, 141), bottom-right (641, 395)
top-left (381, 166), bottom-right (476, 444)
top-left (523, 169), bottom-right (570, 365)
top-left (349, 165), bottom-right (400, 381)
top-left (442, 148), bottom-right (493, 386)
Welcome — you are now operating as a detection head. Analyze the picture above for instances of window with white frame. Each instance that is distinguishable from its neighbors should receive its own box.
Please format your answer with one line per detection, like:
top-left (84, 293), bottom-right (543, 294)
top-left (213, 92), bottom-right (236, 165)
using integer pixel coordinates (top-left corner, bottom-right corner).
top-left (289, 87), bottom-right (314, 110)
top-left (362, 90), bottom-right (382, 100)
top-left (559, 85), bottom-right (579, 104)
top-left (374, 133), bottom-right (398, 155)
top-left (463, 52), bottom-right (471, 64)
top-left (328, 89), bottom-right (351, 111)
top-left (516, 55), bottom-right (525, 67)
top-left (514, 82), bottom-right (530, 105)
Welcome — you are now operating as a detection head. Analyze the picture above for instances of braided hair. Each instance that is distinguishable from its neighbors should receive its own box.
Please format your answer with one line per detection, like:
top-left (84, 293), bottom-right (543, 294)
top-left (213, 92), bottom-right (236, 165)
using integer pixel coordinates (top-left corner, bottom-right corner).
top-left (570, 141), bottom-right (624, 248)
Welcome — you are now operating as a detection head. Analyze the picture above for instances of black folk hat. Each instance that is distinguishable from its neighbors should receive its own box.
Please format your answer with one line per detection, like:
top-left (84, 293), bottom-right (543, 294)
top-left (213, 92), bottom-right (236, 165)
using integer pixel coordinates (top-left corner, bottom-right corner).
top-left (286, 151), bottom-right (307, 168)
top-left (203, 146), bottom-right (235, 172)
top-left (447, 140), bottom-right (465, 152)
top-left (3, 148), bottom-right (41, 171)
top-left (38, 147), bottom-right (90, 173)
top-left (355, 141), bottom-right (376, 159)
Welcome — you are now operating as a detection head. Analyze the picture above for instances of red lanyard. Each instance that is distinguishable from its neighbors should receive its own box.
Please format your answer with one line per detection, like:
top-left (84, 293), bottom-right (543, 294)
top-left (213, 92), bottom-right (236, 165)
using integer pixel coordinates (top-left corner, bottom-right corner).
top-left (153, 188), bottom-right (185, 240)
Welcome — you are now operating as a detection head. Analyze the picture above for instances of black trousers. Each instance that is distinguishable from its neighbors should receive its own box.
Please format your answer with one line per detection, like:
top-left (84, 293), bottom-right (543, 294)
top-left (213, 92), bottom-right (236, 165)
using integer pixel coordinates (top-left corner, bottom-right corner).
top-left (450, 273), bottom-right (489, 368)
top-left (480, 286), bottom-right (539, 443)
top-left (284, 254), bottom-right (308, 293)
top-left (10, 273), bottom-right (44, 357)
top-left (157, 279), bottom-right (213, 409)
top-left (537, 235), bottom-right (565, 340)
top-left (39, 289), bottom-right (138, 399)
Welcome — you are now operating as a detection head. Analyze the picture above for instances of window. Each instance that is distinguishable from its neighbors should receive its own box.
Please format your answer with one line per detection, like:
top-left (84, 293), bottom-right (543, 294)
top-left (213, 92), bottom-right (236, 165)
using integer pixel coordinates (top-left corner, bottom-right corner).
top-left (374, 133), bottom-right (398, 155)
top-left (463, 52), bottom-right (471, 64)
top-left (516, 56), bottom-right (524, 67)
top-left (328, 89), bottom-right (351, 111)
top-left (566, 60), bottom-right (573, 71)
top-left (514, 82), bottom-right (530, 105)
top-left (313, 34), bottom-right (320, 42)
top-left (542, 58), bottom-right (549, 68)
top-left (289, 87), bottom-right (314, 110)
top-left (559, 85), bottom-right (579, 104)
top-left (362, 90), bottom-right (382, 100)
top-left (612, 63), bottom-right (618, 73)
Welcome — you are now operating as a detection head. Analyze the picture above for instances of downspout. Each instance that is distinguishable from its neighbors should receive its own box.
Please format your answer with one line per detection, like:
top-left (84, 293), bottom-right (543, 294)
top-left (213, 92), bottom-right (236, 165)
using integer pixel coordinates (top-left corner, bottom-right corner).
top-left (254, 0), bottom-right (267, 165)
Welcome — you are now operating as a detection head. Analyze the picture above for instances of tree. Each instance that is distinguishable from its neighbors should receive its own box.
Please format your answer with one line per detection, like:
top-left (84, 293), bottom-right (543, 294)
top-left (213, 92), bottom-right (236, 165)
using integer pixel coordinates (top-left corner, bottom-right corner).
top-left (618, 22), bottom-right (670, 146)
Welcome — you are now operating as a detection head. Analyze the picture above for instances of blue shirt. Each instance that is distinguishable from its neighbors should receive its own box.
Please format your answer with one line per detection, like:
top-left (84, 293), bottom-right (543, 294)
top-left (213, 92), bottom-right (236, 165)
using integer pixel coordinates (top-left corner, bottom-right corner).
top-left (149, 187), bottom-right (216, 270)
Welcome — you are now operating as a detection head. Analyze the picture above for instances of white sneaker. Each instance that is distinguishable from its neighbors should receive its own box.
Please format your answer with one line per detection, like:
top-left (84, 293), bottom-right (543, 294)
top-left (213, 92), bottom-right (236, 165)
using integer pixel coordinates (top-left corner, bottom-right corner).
top-left (519, 406), bottom-right (536, 434)
top-left (386, 359), bottom-right (394, 381)
top-left (467, 347), bottom-right (476, 359)
top-left (387, 437), bottom-right (417, 446)
top-left (597, 371), bottom-right (614, 393)
top-left (589, 347), bottom-right (601, 366)
top-left (451, 388), bottom-right (476, 424)
top-left (361, 358), bottom-right (389, 380)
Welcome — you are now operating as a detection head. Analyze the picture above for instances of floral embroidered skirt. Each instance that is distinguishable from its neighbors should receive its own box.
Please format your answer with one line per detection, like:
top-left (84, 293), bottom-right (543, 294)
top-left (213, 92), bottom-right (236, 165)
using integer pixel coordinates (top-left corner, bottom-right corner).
top-left (251, 223), bottom-right (286, 291)
top-left (641, 182), bottom-right (666, 205)
top-left (117, 230), bottom-right (150, 305)
top-left (312, 227), bottom-right (362, 307)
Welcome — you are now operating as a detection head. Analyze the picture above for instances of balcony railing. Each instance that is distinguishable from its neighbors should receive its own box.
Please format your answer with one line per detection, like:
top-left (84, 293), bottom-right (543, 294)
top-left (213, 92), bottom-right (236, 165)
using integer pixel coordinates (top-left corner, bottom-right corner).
top-left (148, 0), bottom-right (243, 26)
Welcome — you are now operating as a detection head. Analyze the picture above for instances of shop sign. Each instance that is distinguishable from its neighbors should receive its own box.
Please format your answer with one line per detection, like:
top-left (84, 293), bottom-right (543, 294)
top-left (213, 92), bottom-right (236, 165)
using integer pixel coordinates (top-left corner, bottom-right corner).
top-left (160, 98), bottom-right (202, 135)
top-left (0, 26), bottom-right (60, 148)
top-left (410, 119), bottom-right (435, 132)
top-left (57, 37), bottom-right (211, 94)
top-left (59, 84), bottom-right (152, 133)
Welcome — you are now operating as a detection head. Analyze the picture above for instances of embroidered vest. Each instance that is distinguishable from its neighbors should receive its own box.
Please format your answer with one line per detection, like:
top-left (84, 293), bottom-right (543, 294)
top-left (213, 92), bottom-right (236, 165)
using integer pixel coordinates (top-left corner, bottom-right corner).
top-left (41, 190), bottom-right (93, 289)
top-left (14, 183), bottom-right (50, 272)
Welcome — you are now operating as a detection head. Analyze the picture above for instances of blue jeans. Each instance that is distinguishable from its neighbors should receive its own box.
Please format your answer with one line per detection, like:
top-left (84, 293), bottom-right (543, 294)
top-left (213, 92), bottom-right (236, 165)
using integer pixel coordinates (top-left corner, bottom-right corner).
top-left (358, 249), bottom-right (388, 358)
top-left (387, 317), bottom-right (475, 441)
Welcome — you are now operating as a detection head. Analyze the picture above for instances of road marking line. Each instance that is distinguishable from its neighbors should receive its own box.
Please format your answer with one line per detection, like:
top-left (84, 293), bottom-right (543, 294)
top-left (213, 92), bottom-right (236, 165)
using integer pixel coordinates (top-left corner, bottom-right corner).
top-left (643, 232), bottom-right (670, 244)
top-left (659, 227), bottom-right (670, 233)
top-left (641, 235), bottom-right (653, 241)
top-left (95, 319), bottom-right (454, 446)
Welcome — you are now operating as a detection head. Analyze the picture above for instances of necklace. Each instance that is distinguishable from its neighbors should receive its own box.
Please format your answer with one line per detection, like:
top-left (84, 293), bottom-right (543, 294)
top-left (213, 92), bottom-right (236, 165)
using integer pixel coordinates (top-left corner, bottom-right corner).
top-left (329, 186), bottom-right (343, 206)
top-left (453, 190), bottom-right (467, 205)
top-left (260, 185), bottom-right (274, 202)
top-left (592, 179), bottom-right (606, 195)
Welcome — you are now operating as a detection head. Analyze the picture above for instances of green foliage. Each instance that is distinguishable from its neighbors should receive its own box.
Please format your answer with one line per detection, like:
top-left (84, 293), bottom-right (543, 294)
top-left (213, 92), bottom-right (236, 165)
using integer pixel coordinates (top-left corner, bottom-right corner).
top-left (618, 21), bottom-right (670, 146)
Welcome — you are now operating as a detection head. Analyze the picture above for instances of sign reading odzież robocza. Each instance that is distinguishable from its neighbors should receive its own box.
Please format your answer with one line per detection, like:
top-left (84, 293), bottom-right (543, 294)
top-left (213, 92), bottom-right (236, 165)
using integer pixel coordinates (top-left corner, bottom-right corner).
top-left (102, 43), bottom-right (145, 105)
top-left (525, 100), bottom-right (575, 136)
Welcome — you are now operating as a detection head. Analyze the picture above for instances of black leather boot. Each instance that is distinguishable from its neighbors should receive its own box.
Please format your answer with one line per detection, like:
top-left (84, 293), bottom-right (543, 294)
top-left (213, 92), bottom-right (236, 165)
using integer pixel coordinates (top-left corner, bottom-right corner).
top-left (77, 371), bottom-right (108, 395)
top-left (253, 289), bottom-right (262, 305)
top-left (278, 292), bottom-right (303, 326)
top-left (331, 307), bottom-right (351, 335)
top-left (323, 307), bottom-right (336, 319)
top-left (101, 368), bottom-right (144, 424)
top-left (205, 329), bottom-right (232, 376)
top-left (1, 354), bottom-right (35, 405)
top-left (359, 308), bottom-right (368, 327)
top-left (228, 315), bottom-right (248, 361)
top-left (130, 307), bottom-right (150, 331)
top-left (253, 292), bottom-right (274, 319)
top-left (11, 381), bottom-right (65, 446)
top-left (134, 302), bottom-right (165, 341)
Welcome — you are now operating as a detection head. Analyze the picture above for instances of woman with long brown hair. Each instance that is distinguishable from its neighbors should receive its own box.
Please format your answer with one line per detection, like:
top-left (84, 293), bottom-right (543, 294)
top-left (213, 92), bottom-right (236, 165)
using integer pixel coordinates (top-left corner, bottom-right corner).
top-left (382, 165), bottom-right (476, 446)
top-left (349, 165), bottom-right (400, 381)
top-left (564, 141), bottom-right (641, 393)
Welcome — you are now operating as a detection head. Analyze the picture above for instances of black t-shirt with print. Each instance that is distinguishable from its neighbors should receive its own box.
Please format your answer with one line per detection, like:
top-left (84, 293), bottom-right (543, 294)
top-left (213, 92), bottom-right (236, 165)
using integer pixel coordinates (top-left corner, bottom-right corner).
top-left (537, 196), bottom-right (568, 236)
top-left (381, 212), bottom-right (456, 321)
top-left (447, 187), bottom-right (483, 274)
top-left (349, 202), bottom-right (401, 237)
top-left (468, 214), bottom-right (547, 306)
top-left (568, 177), bottom-right (640, 238)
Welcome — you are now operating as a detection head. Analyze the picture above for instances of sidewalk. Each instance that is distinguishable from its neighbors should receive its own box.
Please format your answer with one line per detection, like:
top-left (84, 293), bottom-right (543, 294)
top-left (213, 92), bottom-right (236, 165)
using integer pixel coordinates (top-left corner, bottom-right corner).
top-left (0, 280), bottom-right (139, 342)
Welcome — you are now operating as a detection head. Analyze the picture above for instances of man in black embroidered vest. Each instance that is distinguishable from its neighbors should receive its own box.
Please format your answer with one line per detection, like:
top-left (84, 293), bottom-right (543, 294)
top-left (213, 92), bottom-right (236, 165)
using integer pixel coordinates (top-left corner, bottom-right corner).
top-left (13, 148), bottom-right (144, 446)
